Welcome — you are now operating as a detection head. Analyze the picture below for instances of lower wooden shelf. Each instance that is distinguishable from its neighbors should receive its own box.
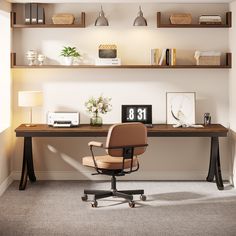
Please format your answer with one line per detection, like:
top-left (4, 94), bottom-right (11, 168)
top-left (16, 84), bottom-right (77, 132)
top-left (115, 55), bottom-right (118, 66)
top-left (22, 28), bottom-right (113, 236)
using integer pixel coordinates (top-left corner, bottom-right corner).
top-left (10, 52), bottom-right (232, 69)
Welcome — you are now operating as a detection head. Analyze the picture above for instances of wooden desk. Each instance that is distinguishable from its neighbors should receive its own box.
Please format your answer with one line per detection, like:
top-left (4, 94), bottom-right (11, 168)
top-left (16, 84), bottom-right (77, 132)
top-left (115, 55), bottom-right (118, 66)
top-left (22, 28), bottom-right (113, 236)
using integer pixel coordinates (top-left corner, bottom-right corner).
top-left (15, 124), bottom-right (228, 191)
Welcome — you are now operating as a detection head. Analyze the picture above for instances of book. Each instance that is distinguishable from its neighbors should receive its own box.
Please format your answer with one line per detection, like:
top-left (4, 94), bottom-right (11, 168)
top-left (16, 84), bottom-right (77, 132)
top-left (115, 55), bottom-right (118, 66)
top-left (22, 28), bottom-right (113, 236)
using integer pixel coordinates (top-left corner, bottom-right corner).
top-left (158, 49), bottom-right (166, 66)
top-left (37, 6), bottom-right (45, 24)
top-left (31, 3), bottom-right (38, 24)
top-left (171, 48), bottom-right (176, 66)
top-left (95, 58), bottom-right (121, 66)
top-left (151, 49), bottom-right (161, 65)
top-left (24, 3), bottom-right (31, 24)
top-left (166, 49), bottom-right (170, 66)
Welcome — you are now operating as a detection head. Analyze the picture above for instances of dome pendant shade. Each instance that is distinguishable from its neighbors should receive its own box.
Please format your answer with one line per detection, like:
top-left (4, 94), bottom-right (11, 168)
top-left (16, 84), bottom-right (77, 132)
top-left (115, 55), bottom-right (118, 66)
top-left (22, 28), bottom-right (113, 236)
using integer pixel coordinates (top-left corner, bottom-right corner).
top-left (133, 6), bottom-right (147, 26)
top-left (95, 6), bottom-right (109, 26)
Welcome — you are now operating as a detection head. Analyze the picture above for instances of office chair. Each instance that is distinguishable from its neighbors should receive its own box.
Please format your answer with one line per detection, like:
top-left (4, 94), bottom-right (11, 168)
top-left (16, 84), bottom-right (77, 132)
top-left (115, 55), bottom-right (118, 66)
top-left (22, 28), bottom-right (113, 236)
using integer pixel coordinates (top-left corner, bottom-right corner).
top-left (82, 122), bottom-right (148, 208)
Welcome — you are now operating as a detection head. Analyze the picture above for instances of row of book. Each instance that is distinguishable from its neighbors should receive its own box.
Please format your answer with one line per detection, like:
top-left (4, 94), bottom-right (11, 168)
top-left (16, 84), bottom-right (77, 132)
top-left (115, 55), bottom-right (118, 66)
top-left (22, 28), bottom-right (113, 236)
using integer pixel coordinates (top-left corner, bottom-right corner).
top-left (151, 48), bottom-right (176, 66)
top-left (25, 3), bottom-right (45, 24)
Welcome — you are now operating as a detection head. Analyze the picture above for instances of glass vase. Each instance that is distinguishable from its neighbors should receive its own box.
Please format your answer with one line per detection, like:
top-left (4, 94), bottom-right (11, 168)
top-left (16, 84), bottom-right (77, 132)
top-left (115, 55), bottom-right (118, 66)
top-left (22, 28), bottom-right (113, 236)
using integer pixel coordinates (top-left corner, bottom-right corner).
top-left (90, 114), bottom-right (103, 126)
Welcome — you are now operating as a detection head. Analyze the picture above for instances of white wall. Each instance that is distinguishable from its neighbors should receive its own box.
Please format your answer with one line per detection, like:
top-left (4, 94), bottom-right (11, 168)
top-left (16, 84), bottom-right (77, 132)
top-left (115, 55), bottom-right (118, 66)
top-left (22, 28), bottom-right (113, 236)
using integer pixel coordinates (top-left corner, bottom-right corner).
top-left (0, 0), bottom-right (13, 194)
top-left (229, 2), bottom-right (236, 185)
top-left (12, 3), bottom-right (230, 180)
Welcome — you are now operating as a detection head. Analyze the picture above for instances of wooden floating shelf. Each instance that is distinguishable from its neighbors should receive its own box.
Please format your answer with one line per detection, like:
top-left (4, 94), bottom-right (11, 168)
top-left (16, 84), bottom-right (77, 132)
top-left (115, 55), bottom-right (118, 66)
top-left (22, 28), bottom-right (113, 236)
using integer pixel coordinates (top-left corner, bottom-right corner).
top-left (10, 53), bottom-right (232, 69)
top-left (11, 12), bottom-right (86, 28)
top-left (11, 65), bottom-right (231, 69)
top-left (157, 12), bottom-right (232, 28)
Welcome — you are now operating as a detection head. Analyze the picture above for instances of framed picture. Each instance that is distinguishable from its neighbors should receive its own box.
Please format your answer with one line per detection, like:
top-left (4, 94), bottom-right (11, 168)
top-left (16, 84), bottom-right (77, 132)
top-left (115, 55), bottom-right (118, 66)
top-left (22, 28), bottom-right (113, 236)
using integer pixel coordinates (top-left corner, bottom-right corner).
top-left (166, 92), bottom-right (196, 124)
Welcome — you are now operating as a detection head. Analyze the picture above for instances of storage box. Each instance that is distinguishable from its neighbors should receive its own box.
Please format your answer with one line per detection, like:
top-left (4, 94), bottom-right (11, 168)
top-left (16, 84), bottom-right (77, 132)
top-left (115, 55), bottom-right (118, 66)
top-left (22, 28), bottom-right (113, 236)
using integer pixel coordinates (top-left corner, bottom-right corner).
top-left (194, 51), bottom-right (221, 66)
top-left (52, 14), bottom-right (74, 24)
top-left (170, 14), bottom-right (192, 24)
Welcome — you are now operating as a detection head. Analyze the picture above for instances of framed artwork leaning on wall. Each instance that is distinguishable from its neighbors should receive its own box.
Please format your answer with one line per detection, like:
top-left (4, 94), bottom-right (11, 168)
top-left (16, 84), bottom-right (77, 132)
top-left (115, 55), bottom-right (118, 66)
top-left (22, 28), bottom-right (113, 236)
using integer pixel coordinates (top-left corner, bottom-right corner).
top-left (166, 92), bottom-right (196, 125)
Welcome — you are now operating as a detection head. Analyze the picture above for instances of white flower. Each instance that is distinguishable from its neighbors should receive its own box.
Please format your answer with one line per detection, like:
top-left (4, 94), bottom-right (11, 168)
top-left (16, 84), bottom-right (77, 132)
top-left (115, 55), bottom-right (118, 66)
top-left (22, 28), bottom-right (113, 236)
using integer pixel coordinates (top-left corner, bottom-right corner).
top-left (85, 95), bottom-right (112, 115)
top-left (92, 107), bottom-right (97, 112)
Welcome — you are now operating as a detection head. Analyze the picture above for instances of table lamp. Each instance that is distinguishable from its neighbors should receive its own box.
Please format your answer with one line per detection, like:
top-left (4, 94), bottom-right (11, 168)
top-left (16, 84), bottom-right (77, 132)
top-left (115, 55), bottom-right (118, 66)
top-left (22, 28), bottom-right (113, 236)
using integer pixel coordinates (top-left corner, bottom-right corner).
top-left (18, 91), bottom-right (43, 127)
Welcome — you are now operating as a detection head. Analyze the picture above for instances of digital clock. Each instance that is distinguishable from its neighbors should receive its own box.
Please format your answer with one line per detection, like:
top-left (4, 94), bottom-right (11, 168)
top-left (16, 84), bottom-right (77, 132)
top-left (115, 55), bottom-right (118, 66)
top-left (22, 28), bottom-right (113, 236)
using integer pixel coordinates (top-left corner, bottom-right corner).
top-left (122, 105), bottom-right (152, 124)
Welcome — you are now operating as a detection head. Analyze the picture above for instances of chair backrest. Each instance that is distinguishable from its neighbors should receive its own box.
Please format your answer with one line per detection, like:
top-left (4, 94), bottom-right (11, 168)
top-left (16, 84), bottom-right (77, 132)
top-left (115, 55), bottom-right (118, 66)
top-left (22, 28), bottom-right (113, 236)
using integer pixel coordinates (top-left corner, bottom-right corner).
top-left (106, 123), bottom-right (148, 157)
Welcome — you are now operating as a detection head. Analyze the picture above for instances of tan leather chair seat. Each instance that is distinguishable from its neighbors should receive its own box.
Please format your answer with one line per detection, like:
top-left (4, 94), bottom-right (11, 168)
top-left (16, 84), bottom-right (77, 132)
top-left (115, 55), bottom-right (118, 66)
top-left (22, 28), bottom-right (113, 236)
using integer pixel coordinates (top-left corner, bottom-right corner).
top-left (83, 155), bottom-right (138, 170)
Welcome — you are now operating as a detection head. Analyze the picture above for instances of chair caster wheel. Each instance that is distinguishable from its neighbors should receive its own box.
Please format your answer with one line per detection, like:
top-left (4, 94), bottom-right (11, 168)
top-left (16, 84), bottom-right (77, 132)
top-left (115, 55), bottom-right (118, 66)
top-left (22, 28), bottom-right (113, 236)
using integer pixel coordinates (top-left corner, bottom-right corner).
top-left (129, 201), bottom-right (135, 208)
top-left (140, 194), bottom-right (146, 201)
top-left (91, 200), bottom-right (98, 208)
top-left (81, 194), bottom-right (88, 201)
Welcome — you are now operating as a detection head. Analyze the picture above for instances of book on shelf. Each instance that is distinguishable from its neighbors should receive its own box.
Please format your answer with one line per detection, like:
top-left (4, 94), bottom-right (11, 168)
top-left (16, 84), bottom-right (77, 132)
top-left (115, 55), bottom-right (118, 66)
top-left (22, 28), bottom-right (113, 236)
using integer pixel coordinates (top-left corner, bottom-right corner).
top-left (151, 49), bottom-right (161, 65)
top-left (95, 58), bottom-right (121, 66)
top-left (199, 15), bottom-right (222, 24)
top-left (31, 3), bottom-right (38, 24)
top-left (157, 48), bottom-right (176, 66)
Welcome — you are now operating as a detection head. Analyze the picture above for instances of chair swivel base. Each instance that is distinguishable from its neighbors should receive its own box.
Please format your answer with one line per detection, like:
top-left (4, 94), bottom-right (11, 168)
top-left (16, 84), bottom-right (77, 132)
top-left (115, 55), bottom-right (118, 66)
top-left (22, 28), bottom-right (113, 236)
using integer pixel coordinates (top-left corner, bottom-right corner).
top-left (81, 176), bottom-right (146, 208)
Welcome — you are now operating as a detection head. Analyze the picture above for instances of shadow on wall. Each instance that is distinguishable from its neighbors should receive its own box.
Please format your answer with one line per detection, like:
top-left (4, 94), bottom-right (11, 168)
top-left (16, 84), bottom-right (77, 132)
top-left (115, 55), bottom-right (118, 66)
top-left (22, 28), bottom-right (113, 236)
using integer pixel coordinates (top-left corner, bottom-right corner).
top-left (32, 137), bottom-right (107, 179)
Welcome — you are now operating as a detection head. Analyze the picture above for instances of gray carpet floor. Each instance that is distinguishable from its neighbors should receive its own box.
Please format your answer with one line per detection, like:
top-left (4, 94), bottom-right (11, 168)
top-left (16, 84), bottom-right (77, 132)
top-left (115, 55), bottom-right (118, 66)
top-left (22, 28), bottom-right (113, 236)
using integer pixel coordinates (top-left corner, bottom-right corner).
top-left (0, 181), bottom-right (236, 236)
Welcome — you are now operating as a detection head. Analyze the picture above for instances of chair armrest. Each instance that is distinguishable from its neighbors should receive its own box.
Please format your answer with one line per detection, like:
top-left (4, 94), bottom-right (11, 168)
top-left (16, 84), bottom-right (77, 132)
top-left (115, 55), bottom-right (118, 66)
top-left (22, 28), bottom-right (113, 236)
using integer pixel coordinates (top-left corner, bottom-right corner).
top-left (88, 141), bottom-right (103, 148)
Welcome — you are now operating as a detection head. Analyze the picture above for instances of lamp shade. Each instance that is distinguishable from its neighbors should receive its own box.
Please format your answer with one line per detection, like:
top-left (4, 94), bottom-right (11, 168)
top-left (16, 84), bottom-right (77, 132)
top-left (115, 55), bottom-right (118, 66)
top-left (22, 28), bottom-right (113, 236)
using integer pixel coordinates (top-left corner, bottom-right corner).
top-left (133, 6), bottom-right (147, 26)
top-left (18, 91), bottom-right (43, 107)
top-left (95, 6), bottom-right (109, 26)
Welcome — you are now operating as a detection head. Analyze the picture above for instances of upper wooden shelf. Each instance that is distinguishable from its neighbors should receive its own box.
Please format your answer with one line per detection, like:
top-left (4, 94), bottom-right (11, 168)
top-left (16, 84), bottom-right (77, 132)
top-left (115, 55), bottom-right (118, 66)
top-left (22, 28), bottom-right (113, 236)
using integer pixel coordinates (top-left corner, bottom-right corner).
top-left (11, 65), bottom-right (231, 69)
top-left (157, 12), bottom-right (232, 28)
top-left (11, 12), bottom-right (86, 28)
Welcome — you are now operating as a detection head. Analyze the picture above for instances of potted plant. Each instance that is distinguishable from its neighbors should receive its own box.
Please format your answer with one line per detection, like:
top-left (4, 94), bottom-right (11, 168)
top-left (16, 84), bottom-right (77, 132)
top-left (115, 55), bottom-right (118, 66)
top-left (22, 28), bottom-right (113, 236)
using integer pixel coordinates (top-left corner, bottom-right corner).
top-left (60, 46), bottom-right (80, 65)
top-left (85, 95), bottom-right (112, 126)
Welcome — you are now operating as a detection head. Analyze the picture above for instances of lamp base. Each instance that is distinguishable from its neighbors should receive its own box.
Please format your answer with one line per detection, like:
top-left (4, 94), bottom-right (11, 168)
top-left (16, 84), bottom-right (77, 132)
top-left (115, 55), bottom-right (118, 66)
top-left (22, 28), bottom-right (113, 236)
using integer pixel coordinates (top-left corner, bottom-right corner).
top-left (24, 124), bottom-right (36, 127)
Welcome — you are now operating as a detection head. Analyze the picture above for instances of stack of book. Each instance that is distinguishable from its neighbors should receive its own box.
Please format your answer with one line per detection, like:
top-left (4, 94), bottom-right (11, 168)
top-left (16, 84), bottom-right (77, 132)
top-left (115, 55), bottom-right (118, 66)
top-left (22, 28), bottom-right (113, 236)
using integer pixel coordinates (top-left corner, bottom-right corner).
top-left (151, 48), bottom-right (176, 66)
top-left (199, 15), bottom-right (222, 24)
top-left (95, 58), bottom-right (121, 66)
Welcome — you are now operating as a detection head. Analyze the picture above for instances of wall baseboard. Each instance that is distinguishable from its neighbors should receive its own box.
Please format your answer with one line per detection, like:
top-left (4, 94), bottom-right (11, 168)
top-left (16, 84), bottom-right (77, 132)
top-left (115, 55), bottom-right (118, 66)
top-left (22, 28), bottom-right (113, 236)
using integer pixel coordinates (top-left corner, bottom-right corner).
top-left (11, 170), bottom-right (230, 181)
top-left (0, 174), bottom-right (14, 197)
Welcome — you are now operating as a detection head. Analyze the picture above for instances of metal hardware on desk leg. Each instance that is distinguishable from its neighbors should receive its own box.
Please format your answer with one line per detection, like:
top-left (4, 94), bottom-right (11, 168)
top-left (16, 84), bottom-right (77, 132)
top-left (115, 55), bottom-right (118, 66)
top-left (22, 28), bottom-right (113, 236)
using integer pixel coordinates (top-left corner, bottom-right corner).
top-left (19, 137), bottom-right (36, 190)
top-left (206, 137), bottom-right (224, 190)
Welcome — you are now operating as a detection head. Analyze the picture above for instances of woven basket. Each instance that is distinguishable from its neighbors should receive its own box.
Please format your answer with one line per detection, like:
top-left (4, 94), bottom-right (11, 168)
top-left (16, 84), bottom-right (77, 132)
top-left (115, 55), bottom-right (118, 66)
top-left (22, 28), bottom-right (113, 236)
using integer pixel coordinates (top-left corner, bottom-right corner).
top-left (196, 56), bottom-right (220, 66)
top-left (170, 14), bottom-right (192, 24)
top-left (52, 14), bottom-right (75, 24)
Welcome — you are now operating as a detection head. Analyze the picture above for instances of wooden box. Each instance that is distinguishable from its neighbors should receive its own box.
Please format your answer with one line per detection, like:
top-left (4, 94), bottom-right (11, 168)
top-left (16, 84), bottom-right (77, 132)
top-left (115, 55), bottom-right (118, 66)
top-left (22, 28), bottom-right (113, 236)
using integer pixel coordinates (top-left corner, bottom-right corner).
top-left (52, 14), bottom-right (75, 24)
top-left (196, 56), bottom-right (220, 66)
top-left (170, 14), bottom-right (192, 24)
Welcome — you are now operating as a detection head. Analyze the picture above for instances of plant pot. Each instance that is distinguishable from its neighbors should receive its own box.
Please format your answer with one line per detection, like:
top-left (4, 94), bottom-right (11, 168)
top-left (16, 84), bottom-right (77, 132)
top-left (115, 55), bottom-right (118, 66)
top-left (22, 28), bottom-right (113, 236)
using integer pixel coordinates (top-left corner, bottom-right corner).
top-left (63, 57), bottom-right (74, 66)
top-left (90, 114), bottom-right (103, 126)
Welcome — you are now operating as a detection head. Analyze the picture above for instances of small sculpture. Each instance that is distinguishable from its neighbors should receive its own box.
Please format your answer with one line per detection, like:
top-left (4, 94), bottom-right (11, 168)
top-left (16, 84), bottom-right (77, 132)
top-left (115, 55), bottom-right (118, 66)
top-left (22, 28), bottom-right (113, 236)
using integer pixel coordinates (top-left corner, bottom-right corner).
top-left (26, 50), bottom-right (37, 66)
top-left (37, 54), bottom-right (46, 65)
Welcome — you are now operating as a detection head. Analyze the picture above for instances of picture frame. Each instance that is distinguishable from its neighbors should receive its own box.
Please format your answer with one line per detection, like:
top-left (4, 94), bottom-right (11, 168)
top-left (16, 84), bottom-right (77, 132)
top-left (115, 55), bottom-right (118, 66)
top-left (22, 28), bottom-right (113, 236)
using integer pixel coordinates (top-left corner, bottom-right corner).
top-left (166, 92), bottom-right (196, 125)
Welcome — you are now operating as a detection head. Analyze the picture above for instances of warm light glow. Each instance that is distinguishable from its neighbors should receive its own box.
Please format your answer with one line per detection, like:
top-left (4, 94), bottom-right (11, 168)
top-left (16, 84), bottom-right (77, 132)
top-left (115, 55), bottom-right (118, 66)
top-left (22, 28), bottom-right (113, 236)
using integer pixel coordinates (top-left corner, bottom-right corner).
top-left (18, 91), bottom-right (43, 107)
top-left (0, 10), bottom-right (11, 133)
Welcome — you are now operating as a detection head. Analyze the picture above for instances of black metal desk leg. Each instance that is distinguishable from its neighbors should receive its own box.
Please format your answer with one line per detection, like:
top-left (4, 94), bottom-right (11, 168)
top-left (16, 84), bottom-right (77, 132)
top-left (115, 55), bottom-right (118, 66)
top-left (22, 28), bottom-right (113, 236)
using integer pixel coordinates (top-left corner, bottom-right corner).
top-left (206, 137), bottom-right (224, 190)
top-left (19, 142), bottom-right (28, 190)
top-left (206, 137), bottom-right (215, 182)
top-left (215, 145), bottom-right (224, 190)
top-left (25, 137), bottom-right (36, 182)
top-left (19, 137), bottom-right (36, 190)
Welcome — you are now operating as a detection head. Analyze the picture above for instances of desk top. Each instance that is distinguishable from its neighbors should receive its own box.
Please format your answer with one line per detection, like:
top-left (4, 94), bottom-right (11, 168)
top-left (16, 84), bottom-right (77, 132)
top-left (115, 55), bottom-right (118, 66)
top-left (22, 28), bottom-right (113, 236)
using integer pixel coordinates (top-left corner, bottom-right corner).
top-left (15, 124), bottom-right (228, 138)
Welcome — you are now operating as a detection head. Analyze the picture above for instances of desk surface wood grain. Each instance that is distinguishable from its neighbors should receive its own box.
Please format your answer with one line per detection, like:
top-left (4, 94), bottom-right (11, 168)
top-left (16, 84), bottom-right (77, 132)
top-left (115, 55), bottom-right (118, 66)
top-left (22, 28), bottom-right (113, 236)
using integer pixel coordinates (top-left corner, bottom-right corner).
top-left (15, 124), bottom-right (228, 137)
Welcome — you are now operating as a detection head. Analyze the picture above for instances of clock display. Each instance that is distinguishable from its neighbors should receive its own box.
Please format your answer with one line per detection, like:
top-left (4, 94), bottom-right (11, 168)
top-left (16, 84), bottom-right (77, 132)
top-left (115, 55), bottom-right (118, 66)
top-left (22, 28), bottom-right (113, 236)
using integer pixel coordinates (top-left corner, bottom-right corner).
top-left (122, 105), bottom-right (152, 124)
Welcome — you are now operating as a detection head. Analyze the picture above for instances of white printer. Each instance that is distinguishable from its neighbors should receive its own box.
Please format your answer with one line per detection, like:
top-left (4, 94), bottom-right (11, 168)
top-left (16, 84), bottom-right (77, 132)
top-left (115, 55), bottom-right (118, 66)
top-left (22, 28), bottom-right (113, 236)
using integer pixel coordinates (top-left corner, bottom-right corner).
top-left (47, 112), bottom-right (80, 127)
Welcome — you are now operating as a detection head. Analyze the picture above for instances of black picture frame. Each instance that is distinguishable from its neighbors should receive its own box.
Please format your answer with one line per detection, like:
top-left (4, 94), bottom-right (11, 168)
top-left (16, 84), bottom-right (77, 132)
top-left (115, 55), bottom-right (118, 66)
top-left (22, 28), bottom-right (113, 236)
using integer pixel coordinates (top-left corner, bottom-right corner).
top-left (122, 105), bottom-right (152, 124)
